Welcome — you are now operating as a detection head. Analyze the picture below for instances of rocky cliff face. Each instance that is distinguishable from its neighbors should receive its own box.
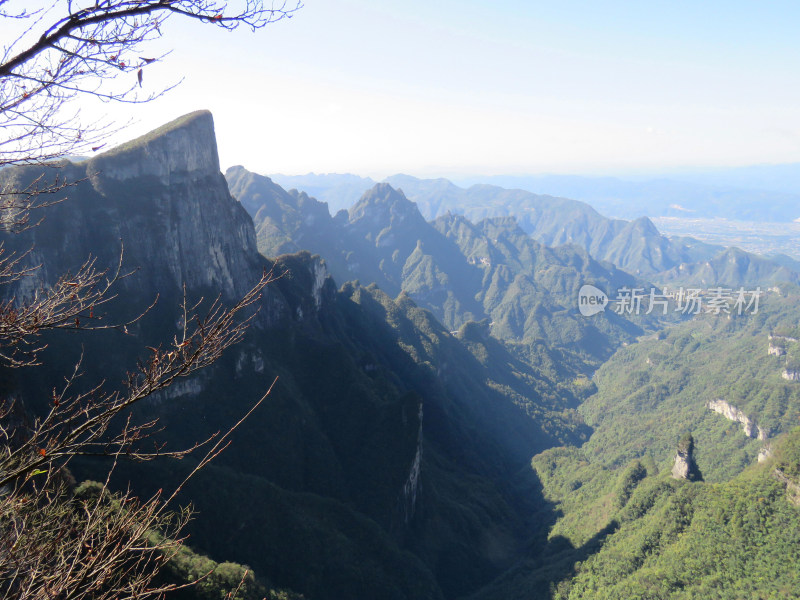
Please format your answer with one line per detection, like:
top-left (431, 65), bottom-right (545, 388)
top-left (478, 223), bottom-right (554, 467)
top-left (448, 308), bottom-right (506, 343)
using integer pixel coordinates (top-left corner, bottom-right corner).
top-left (758, 445), bottom-right (774, 463)
top-left (0, 113), bottom-right (571, 600)
top-left (783, 368), bottom-right (800, 382)
top-left (707, 399), bottom-right (770, 440)
top-left (772, 468), bottom-right (800, 506)
top-left (671, 433), bottom-right (703, 481)
top-left (768, 342), bottom-right (787, 356)
top-left (399, 402), bottom-right (423, 525)
top-left (88, 111), bottom-right (221, 185)
top-left (0, 110), bottom-right (261, 302)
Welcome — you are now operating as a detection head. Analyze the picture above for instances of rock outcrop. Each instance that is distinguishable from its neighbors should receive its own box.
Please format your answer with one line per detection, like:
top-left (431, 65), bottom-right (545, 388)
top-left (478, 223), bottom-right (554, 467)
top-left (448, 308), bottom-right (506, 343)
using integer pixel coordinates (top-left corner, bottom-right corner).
top-left (0, 110), bottom-right (262, 302)
top-left (768, 342), bottom-right (787, 356)
top-left (769, 333), bottom-right (799, 343)
top-left (758, 445), bottom-right (773, 463)
top-left (707, 399), bottom-right (766, 438)
top-left (772, 468), bottom-right (800, 506)
top-left (782, 368), bottom-right (800, 382)
top-left (88, 110), bottom-right (221, 185)
top-left (399, 403), bottom-right (423, 525)
top-left (671, 433), bottom-right (703, 481)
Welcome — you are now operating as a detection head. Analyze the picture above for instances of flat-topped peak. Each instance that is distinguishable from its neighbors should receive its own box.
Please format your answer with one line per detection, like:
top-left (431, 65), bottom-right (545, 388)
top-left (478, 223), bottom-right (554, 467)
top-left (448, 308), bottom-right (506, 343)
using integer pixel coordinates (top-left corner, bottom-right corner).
top-left (88, 110), bottom-right (219, 183)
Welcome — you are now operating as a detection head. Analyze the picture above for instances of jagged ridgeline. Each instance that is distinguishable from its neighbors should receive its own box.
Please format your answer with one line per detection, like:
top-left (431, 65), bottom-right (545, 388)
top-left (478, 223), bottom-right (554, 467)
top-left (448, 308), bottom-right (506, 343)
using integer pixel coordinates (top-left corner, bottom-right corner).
top-left (269, 172), bottom-right (800, 287)
top-left (0, 111), bottom-right (598, 599)
top-left (248, 172), bottom-right (800, 598)
top-left (226, 166), bottom-right (663, 364)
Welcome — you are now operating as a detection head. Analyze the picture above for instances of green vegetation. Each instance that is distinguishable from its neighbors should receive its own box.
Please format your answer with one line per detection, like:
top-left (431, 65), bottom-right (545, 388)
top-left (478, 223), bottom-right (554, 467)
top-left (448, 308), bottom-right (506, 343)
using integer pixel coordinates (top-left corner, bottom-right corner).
top-left (578, 289), bottom-right (800, 481)
top-left (471, 429), bottom-right (800, 600)
top-left (69, 481), bottom-right (302, 600)
top-left (467, 286), bottom-right (800, 599)
top-left (228, 169), bottom-right (667, 365)
top-left (554, 443), bottom-right (800, 599)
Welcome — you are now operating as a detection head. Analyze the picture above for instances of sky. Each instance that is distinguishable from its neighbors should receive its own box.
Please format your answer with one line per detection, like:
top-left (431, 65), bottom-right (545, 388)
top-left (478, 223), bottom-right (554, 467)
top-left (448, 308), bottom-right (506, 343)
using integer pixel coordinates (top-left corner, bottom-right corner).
top-left (8, 1), bottom-right (800, 178)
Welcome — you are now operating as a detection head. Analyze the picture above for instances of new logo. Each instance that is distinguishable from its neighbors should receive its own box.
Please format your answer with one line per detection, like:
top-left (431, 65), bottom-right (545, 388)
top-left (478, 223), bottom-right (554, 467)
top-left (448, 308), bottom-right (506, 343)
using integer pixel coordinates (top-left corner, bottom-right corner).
top-left (578, 284), bottom-right (608, 317)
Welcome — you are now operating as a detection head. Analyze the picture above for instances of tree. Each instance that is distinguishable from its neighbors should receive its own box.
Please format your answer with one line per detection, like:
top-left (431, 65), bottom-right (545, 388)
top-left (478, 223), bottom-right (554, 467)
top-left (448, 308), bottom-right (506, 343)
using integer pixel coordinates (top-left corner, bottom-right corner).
top-left (0, 1), bottom-right (300, 598)
top-left (0, 1), bottom-right (300, 166)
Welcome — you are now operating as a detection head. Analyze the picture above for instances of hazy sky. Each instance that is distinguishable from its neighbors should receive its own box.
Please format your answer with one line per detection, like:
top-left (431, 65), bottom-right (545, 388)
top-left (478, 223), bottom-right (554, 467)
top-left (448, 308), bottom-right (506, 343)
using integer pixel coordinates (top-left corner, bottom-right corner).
top-left (13, 1), bottom-right (800, 177)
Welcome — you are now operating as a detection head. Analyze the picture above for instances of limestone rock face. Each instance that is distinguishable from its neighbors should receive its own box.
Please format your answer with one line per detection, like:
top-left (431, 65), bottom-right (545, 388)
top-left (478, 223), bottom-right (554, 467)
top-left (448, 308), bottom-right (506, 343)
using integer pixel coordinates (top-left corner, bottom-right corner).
top-left (773, 468), bottom-right (800, 506)
top-left (400, 403), bottom-right (423, 524)
top-left (671, 450), bottom-right (692, 479)
top-left (707, 399), bottom-right (763, 439)
top-left (0, 111), bottom-right (261, 302)
top-left (768, 342), bottom-right (787, 356)
top-left (87, 110), bottom-right (221, 185)
top-left (671, 433), bottom-right (703, 481)
top-left (782, 368), bottom-right (800, 382)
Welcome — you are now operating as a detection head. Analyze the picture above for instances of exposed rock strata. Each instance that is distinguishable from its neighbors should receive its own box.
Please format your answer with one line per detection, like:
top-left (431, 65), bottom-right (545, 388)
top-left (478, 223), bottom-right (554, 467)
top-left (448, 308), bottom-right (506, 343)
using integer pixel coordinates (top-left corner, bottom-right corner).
top-left (672, 433), bottom-right (703, 481)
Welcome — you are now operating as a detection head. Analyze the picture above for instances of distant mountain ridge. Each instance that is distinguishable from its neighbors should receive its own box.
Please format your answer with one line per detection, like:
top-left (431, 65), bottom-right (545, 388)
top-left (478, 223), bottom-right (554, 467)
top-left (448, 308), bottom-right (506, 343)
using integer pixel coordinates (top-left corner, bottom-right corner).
top-left (228, 167), bottom-right (658, 364)
top-left (269, 172), bottom-right (376, 214)
top-left (272, 165), bottom-right (800, 222)
top-left (382, 175), bottom-right (800, 285)
top-left (1, 112), bottom-right (615, 600)
top-left (270, 172), bottom-right (799, 286)
top-left (452, 173), bottom-right (800, 222)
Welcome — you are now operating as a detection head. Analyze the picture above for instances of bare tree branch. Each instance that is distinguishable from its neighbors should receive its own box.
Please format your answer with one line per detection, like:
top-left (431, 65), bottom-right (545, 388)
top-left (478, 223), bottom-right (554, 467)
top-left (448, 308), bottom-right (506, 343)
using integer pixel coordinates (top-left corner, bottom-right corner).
top-left (0, 269), bottom-right (273, 488)
top-left (0, 3), bottom-right (298, 598)
top-left (0, 1), bottom-right (302, 166)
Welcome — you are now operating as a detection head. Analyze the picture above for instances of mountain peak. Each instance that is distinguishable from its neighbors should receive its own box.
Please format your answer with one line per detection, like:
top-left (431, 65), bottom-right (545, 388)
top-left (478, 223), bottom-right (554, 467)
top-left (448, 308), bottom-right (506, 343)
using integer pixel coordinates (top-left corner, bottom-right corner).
top-left (628, 216), bottom-right (660, 236)
top-left (88, 110), bottom-right (220, 183)
top-left (349, 183), bottom-right (423, 224)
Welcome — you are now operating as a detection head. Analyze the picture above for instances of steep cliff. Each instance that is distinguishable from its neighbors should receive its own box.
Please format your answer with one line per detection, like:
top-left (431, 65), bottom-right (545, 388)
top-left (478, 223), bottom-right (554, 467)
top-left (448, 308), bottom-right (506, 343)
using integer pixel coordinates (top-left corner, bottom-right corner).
top-left (0, 110), bottom-right (261, 302)
top-left (707, 399), bottom-right (770, 440)
top-left (89, 111), bottom-right (222, 184)
top-left (0, 113), bottom-right (582, 600)
top-left (671, 433), bottom-right (703, 481)
top-left (228, 167), bottom-right (663, 365)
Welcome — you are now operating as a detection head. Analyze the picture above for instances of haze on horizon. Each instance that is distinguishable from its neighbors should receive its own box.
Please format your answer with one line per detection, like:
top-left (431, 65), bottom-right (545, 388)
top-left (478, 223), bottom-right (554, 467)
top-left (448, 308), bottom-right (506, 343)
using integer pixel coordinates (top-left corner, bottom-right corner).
top-left (10, 1), bottom-right (800, 179)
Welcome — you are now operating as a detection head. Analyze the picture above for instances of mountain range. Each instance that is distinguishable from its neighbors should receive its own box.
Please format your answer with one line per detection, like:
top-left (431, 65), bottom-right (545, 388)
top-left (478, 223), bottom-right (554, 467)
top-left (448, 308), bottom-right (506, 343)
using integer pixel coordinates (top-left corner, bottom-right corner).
top-left (228, 166), bottom-right (658, 364)
top-left (0, 111), bottom-right (599, 599)
top-left (269, 172), bottom-right (800, 285)
top-left (4, 111), bottom-right (800, 599)
top-left (271, 170), bottom-right (800, 223)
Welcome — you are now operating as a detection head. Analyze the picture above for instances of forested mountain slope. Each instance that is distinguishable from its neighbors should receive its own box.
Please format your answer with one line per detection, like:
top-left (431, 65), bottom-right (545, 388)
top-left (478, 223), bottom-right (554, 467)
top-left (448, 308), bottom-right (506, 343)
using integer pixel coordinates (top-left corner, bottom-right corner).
top-left (227, 167), bottom-right (658, 364)
top-left (466, 287), bottom-right (800, 599)
top-left (0, 112), bottom-right (595, 600)
top-left (274, 172), bottom-right (798, 286)
top-left (470, 427), bottom-right (800, 600)
top-left (578, 286), bottom-right (800, 482)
